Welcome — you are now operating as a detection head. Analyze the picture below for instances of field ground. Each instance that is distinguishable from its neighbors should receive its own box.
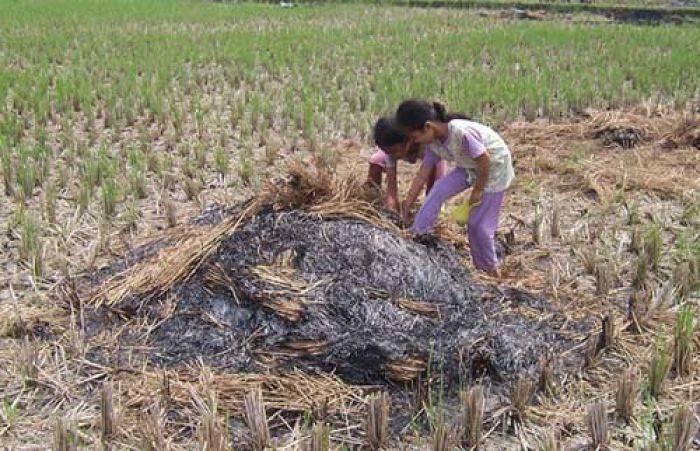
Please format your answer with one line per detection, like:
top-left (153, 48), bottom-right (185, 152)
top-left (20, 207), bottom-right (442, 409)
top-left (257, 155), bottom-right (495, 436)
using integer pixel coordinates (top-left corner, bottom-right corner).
top-left (0, 0), bottom-right (698, 449)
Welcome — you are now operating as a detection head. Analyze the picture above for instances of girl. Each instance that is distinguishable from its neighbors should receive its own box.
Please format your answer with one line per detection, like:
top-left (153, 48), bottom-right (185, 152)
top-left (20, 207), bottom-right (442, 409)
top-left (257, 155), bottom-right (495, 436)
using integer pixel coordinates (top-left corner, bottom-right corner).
top-left (367, 116), bottom-right (448, 212)
top-left (395, 100), bottom-right (514, 277)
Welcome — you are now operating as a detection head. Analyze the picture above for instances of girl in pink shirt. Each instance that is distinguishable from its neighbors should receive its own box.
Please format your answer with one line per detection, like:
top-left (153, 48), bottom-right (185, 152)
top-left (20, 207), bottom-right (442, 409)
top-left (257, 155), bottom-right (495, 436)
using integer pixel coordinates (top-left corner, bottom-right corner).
top-left (367, 116), bottom-right (447, 212)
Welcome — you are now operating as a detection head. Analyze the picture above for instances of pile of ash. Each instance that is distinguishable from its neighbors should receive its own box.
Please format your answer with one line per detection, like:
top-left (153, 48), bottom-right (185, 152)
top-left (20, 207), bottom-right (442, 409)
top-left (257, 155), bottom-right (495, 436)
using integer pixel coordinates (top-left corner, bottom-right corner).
top-left (88, 205), bottom-right (581, 387)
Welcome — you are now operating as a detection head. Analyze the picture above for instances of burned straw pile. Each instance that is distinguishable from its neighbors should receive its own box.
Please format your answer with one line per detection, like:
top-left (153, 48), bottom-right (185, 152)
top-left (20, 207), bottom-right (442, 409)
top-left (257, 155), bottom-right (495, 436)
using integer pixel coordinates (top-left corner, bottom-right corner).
top-left (85, 162), bottom-right (583, 398)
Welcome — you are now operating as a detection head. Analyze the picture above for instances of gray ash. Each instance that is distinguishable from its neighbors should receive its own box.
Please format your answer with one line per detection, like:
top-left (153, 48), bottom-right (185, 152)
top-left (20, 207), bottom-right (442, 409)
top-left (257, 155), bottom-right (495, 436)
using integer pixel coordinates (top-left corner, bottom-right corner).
top-left (89, 207), bottom-right (582, 388)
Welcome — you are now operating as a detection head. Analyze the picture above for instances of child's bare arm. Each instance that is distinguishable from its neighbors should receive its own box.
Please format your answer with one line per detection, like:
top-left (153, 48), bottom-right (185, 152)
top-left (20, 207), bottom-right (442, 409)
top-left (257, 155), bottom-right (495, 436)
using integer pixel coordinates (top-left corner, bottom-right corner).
top-left (401, 162), bottom-right (432, 222)
top-left (470, 152), bottom-right (490, 205)
top-left (384, 165), bottom-right (399, 211)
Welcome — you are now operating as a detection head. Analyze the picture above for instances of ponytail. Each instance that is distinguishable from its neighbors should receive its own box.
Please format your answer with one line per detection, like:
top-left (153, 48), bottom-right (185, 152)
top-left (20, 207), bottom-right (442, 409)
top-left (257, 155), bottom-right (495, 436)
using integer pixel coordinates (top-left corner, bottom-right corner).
top-left (432, 102), bottom-right (448, 122)
top-left (397, 99), bottom-right (470, 131)
top-left (435, 101), bottom-right (471, 121)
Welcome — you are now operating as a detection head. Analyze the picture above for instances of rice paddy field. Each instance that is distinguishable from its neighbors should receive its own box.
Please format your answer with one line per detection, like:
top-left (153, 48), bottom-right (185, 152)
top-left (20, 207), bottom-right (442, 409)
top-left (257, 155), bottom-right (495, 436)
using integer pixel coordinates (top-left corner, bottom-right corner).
top-left (0, 0), bottom-right (699, 449)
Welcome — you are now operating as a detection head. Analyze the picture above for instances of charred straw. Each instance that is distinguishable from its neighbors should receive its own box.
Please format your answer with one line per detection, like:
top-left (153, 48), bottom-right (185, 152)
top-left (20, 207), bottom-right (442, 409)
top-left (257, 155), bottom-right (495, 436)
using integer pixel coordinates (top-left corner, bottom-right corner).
top-left (601, 311), bottom-right (616, 350)
top-left (432, 413), bottom-right (454, 451)
top-left (615, 368), bottom-right (638, 424)
top-left (672, 404), bottom-right (698, 451)
top-left (305, 422), bottom-right (330, 451)
top-left (584, 334), bottom-right (599, 369)
top-left (244, 388), bottom-right (270, 451)
top-left (53, 417), bottom-right (77, 451)
top-left (538, 354), bottom-right (555, 395)
top-left (100, 382), bottom-right (116, 443)
top-left (532, 203), bottom-right (545, 245)
top-left (627, 290), bottom-right (647, 334)
top-left (586, 402), bottom-right (609, 449)
top-left (460, 385), bottom-right (485, 449)
top-left (142, 399), bottom-right (167, 451)
top-left (536, 428), bottom-right (562, 451)
top-left (550, 195), bottom-right (561, 239)
top-left (595, 262), bottom-right (613, 297)
top-left (364, 391), bottom-right (390, 450)
top-left (509, 377), bottom-right (535, 422)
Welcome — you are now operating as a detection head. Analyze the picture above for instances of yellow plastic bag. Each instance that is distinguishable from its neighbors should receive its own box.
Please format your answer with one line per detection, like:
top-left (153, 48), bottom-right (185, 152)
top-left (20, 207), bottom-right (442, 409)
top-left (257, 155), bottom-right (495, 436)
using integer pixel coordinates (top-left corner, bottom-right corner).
top-left (450, 200), bottom-right (480, 226)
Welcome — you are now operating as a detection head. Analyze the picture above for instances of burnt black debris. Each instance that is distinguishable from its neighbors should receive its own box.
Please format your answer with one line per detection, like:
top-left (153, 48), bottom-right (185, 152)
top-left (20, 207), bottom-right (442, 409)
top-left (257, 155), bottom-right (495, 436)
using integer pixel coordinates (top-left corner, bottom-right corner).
top-left (595, 126), bottom-right (644, 149)
top-left (89, 207), bottom-right (580, 387)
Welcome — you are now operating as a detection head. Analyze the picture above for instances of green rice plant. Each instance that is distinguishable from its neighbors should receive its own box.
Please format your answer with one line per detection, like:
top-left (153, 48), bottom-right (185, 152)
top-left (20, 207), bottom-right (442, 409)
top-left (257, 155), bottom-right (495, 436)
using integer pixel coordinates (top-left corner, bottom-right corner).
top-left (636, 402), bottom-right (664, 450)
top-left (122, 201), bottom-right (140, 231)
top-left (671, 230), bottom-right (698, 264)
top-left (43, 180), bottom-right (58, 224)
top-left (82, 153), bottom-right (100, 188)
top-left (679, 196), bottom-right (699, 226)
top-left (237, 149), bottom-right (254, 186)
top-left (129, 168), bottom-right (147, 200)
top-left (127, 147), bottom-right (146, 173)
top-left (77, 178), bottom-right (93, 216)
top-left (101, 176), bottom-right (120, 217)
top-left (625, 201), bottom-right (640, 226)
top-left (1, 152), bottom-right (13, 197)
top-left (1, 396), bottom-right (20, 429)
top-left (213, 147), bottom-right (229, 177)
top-left (673, 304), bottom-right (695, 377)
top-left (146, 151), bottom-right (162, 175)
top-left (644, 222), bottom-right (663, 271)
top-left (647, 339), bottom-right (671, 399)
top-left (18, 213), bottom-right (42, 277)
top-left (15, 149), bottom-right (38, 199)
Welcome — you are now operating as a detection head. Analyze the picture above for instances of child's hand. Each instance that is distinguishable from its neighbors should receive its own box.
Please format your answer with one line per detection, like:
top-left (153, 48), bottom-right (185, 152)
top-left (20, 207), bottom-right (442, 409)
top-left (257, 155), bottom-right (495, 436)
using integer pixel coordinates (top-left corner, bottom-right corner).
top-left (469, 188), bottom-right (484, 207)
top-left (384, 195), bottom-right (398, 213)
top-left (400, 201), bottom-right (411, 225)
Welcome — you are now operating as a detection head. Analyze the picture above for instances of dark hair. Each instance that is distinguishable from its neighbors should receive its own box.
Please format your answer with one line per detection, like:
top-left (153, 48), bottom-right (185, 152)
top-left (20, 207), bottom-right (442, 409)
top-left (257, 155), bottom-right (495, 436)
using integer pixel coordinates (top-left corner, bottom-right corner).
top-left (395, 100), bottom-right (470, 131)
top-left (373, 116), bottom-right (406, 149)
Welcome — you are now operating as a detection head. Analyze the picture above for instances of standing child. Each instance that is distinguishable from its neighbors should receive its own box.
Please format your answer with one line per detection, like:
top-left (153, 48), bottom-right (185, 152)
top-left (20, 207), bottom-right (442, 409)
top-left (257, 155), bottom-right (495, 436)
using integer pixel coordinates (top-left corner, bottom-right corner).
top-left (367, 116), bottom-right (448, 212)
top-left (395, 100), bottom-right (514, 277)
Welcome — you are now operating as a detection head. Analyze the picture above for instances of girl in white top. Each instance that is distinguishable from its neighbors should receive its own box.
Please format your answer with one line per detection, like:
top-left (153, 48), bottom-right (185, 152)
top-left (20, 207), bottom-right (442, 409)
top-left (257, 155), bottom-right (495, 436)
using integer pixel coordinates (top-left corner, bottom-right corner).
top-left (396, 100), bottom-right (515, 277)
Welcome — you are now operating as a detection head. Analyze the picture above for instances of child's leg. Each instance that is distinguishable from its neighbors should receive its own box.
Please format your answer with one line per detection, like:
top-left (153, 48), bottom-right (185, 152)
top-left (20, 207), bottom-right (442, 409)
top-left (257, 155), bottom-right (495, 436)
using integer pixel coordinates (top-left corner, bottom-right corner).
top-left (411, 168), bottom-right (470, 234)
top-left (425, 159), bottom-right (449, 194)
top-left (467, 191), bottom-right (505, 271)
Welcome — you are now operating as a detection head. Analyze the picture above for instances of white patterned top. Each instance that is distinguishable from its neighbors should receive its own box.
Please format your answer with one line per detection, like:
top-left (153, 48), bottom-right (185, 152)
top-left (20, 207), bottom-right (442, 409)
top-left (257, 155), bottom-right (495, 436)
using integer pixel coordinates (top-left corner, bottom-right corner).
top-left (425, 119), bottom-right (514, 192)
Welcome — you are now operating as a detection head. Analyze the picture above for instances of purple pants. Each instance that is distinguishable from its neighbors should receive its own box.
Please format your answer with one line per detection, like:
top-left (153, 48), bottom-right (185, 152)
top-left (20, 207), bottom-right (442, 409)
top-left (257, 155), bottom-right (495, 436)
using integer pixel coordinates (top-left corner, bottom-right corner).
top-left (411, 168), bottom-right (505, 271)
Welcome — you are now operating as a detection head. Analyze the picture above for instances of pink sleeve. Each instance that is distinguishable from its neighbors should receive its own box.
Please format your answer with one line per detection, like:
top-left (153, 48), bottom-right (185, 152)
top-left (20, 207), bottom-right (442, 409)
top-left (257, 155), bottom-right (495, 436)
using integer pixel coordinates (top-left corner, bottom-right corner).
top-left (421, 148), bottom-right (441, 168)
top-left (461, 130), bottom-right (486, 158)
